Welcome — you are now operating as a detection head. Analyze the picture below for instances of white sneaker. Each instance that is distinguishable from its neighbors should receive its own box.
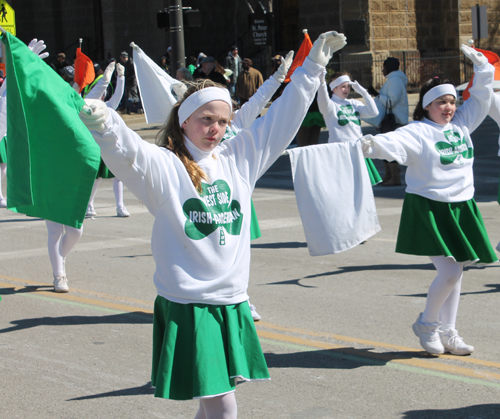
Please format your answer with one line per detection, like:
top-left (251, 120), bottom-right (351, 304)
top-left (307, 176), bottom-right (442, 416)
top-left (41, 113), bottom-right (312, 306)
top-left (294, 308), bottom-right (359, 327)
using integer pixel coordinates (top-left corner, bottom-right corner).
top-left (53, 275), bottom-right (69, 293)
top-left (412, 313), bottom-right (445, 354)
top-left (440, 328), bottom-right (474, 355)
top-left (116, 206), bottom-right (130, 217)
top-left (86, 205), bottom-right (97, 217)
top-left (249, 303), bottom-right (261, 322)
top-left (0, 198), bottom-right (6, 208)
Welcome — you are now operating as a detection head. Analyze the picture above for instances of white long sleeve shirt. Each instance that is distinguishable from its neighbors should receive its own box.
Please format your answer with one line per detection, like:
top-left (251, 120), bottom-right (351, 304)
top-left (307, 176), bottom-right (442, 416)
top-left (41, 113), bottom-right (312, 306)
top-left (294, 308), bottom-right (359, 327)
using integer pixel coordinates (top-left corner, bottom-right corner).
top-left (317, 82), bottom-right (378, 143)
top-left (90, 58), bottom-right (322, 305)
top-left (364, 62), bottom-right (494, 203)
top-left (487, 91), bottom-right (500, 156)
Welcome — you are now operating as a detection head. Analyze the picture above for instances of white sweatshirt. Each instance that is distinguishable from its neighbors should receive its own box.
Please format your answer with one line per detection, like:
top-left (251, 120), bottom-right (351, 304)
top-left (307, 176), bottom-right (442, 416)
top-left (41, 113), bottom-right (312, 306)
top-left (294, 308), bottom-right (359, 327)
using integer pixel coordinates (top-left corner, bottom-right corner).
top-left (317, 82), bottom-right (378, 143)
top-left (91, 58), bottom-right (322, 305)
top-left (364, 62), bottom-right (494, 203)
top-left (487, 92), bottom-right (500, 156)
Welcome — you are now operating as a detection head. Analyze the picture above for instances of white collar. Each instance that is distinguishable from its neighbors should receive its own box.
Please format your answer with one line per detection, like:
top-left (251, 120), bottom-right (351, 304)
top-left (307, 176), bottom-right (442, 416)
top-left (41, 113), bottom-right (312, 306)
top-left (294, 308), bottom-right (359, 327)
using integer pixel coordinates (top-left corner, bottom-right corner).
top-left (183, 135), bottom-right (213, 161)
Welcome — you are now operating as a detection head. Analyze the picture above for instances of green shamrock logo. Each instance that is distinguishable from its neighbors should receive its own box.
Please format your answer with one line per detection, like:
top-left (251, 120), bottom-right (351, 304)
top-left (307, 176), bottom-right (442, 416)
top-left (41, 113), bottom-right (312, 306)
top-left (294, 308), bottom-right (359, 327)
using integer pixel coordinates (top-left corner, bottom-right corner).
top-left (183, 179), bottom-right (243, 245)
top-left (337, 105), bottom-right (361, 126)
top-left (434, 130), bottom-right (473, 165)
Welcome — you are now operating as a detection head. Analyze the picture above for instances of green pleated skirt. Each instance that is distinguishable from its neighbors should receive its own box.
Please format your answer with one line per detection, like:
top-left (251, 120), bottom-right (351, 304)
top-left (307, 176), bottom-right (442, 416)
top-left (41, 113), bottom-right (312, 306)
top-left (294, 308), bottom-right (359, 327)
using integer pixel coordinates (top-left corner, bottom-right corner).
top-left (250, 200), bottom-right (261, 240)
top-left (96, 158), bottom-right (115, 179)
top-left (396, 193), bottom-right (498, 264)
top-left (0, 137), bottom-right (7, 163)
top-left (301, 111), bottom-right (326, 128)
top-left (365, 158), bottom-right (382, 186)
top-left (151, 296), bottom-right (270, 400)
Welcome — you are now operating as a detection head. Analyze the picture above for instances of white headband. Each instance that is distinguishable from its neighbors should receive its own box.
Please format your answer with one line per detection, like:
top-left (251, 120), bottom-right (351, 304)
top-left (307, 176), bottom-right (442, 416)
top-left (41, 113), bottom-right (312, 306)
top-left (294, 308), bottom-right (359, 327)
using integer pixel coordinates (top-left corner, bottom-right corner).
top-left (178, 87), bottom-right (233, 125)
top-left (423, 84), bottom-right (456, 108)
top-left (330, 75), bottom-right (351, 91)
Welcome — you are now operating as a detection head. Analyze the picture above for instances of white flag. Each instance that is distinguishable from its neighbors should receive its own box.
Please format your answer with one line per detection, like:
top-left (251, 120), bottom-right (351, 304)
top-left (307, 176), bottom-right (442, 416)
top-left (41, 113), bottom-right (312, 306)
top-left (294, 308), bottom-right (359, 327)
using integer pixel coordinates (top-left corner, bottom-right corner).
top-left (287, 141), bottom-right (381, 256)
top-left (132, 45), bottom-right (180, 125)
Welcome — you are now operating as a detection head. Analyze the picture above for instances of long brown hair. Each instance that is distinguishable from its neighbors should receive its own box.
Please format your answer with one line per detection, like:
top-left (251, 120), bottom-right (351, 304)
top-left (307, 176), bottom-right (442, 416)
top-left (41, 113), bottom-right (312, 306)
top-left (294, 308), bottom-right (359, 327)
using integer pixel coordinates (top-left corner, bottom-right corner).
top-left (156, 79), bottom-right (227, 193)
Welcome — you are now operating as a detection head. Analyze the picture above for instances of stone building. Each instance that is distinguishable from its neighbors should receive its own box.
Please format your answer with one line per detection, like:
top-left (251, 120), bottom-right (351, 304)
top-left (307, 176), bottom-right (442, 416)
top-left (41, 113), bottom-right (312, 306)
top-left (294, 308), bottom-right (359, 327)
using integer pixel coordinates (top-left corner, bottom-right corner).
top-left (8, 0), bottom-right (500, 88)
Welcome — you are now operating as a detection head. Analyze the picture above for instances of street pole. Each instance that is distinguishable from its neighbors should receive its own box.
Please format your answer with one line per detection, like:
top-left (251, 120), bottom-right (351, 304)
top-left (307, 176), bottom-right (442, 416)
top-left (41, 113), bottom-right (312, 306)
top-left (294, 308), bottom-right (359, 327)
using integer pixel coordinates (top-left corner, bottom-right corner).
top-left (169, 0), bottom-right (185, 76)
top-left (476, 3), bottom-right (481, 49)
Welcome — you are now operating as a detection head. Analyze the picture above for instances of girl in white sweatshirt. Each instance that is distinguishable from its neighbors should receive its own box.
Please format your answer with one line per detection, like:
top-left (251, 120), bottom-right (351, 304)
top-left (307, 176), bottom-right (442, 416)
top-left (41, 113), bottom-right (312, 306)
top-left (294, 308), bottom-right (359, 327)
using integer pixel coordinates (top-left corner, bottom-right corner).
top-left (80, 32), bottom-right (347, 418)
top-left (318, 71), bottom-right (382, 185)
top-left (362, 45), bottom-right (497, 356)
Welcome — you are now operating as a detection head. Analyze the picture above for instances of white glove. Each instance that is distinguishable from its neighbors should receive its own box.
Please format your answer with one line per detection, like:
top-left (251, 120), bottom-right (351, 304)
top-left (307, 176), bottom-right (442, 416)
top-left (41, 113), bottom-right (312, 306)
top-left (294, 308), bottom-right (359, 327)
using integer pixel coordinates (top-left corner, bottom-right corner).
top-left (130, 42), bottom-right (140, 51)
top-left (349, 81), bottom-right (367, 95)
top-left (461, 44), bottom-right (488, 66)
top-left (116, 63), bottom-right (125, 77)
top-left (360, 134), bottom-right (374, 155)
top-left (172, 82), bottom-right (187, 100)
top-left (102, 62), bottom-right (116, 83)
top-left (319, 69), bottom-right (326, 85)
top-left (27, 38), bottom-right (49, 60)
top-left (308, 31), bottom-right (347, 67)
top-left (79, 99), bottom-right (109, 131)
top-left (272, 50), bottom-right (294, 83)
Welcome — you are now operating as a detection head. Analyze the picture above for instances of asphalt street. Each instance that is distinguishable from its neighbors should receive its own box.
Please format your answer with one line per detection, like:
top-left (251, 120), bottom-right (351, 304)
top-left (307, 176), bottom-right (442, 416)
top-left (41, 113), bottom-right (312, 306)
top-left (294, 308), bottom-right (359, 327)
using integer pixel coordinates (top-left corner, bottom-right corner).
top-left (1, 112), bottom-right (500, 418)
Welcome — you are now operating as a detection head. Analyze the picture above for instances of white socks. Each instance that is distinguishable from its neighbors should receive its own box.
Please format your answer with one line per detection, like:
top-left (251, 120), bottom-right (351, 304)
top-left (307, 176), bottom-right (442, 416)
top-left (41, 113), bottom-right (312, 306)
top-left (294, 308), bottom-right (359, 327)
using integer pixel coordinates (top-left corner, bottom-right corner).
top-left (45, 220), bottom-right (83, 277)
top-left (421, 255), bottom-right (464, 327)
top-left (113, 178), bottom-right (124, 209)
top-left (195, 392), bottom-right (238, 419)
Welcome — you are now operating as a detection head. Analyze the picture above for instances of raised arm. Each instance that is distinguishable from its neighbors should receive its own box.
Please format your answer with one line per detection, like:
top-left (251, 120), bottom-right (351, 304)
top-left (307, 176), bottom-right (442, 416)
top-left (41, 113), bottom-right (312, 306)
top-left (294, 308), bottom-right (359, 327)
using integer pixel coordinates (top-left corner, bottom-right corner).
top-left (453, 45), bottom-right (494, 133)
top-left (350, 81), bottom-right (379, 118)
top-left (105, 63), bottom-right (125, 110)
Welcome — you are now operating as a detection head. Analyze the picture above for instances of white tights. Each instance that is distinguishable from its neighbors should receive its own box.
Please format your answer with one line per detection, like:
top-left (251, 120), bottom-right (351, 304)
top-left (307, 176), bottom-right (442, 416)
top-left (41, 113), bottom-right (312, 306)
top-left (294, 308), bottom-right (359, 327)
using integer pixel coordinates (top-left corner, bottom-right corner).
top-left (0, 162), bottom-right (6, 200)
top-left (88, 177), bottom-right (125, 209)
top-left (421, 255), bottom-right (464, 330)
top-left (45, 220), bottom-right (83, 277)
top-left (194, 392), bottom-right (238, 419)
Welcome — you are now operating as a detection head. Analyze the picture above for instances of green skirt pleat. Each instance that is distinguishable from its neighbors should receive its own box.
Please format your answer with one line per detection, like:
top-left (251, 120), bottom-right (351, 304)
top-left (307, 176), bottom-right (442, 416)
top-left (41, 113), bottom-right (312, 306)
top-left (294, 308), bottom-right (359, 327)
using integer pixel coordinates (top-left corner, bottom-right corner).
top-left (301, 111), bottom-right (326, 128)
top-left (151, 296), bottom-right (270, 400)
top-left (365, 158), bottom-right (382, 186)
top-left (250, 199), bottom-right (261, 240)
top-left (96, 158), bottom-right (115, 179)
top-left (0, 138), bottom-right (7, 163)
top-left (396, 193), bottom-right (498, 264)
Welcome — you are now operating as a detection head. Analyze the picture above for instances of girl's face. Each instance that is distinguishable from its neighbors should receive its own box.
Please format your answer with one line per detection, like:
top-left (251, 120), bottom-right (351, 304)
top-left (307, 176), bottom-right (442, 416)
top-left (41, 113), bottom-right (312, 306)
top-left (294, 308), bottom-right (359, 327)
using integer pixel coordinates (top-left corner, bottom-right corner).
top-left (333, 82), bottom-right (351, 99)
top-left (425, 94), bottom-right (456, 125)
top-left (182, 100), bottom-right (231, 151)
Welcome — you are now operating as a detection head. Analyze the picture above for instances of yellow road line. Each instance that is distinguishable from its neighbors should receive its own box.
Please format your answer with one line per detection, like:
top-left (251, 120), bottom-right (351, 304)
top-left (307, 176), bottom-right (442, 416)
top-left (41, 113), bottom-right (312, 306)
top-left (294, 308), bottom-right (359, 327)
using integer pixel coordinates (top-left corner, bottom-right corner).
top-left (2, 276), bottom-right (500, 380)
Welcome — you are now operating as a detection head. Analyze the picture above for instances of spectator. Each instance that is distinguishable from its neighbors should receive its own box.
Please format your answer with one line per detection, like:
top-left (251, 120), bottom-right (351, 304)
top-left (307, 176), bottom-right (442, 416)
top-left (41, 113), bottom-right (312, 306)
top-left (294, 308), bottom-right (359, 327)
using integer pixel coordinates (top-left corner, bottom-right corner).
top-left (200, 56), bottom-right (227, 86)
top-left (159, 56), bottom-right (169, 73)
top-left (224, 45), bottom-right (242, 98)
top-left (192, 52), bottom-right (206, 79)
top-left (55, 52), bottom-right (70, 71)
top-left (82, 63), bottom-right (105, 98)
top-left (119, 51), bottom-right (143, 114)
top-left (186, 56), bottom-right (197, 75)
top-left (236, 58), bottom-right (263, 105)
top-left (176, 67), bottom-right (193, 82)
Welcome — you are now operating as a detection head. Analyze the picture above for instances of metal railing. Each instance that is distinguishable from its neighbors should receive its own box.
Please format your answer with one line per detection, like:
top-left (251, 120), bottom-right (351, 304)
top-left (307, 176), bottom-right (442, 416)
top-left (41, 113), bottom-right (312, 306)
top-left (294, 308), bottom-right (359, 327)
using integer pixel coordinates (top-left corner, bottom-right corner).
top-left (327, 50), bottom-right (474, 93)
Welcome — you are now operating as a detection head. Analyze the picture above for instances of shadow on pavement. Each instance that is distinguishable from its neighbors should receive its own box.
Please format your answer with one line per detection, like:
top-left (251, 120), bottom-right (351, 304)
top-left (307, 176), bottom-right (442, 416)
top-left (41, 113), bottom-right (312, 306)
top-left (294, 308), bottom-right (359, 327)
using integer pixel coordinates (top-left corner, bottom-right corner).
top-left (0, 312), bottom-right (152, 334)
top-left (264, 263), bottom-right (435, 288)
top-left (398, 283), bottom-right (500, 299)
top-left (402, 404), bottom-right (500, 418)
top-left (252, 241), bottom-right (307, 249)
top-left (67, 382), bottom-right (155, 401)
top-left (265, 347), bottom-right (437, 370)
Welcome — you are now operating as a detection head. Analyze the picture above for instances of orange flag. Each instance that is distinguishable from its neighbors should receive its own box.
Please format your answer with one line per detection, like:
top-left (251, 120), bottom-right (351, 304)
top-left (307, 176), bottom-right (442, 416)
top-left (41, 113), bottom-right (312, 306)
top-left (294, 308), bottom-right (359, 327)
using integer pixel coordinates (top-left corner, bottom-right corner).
top-left (462, 47), bottom-right (500, 101)
top-left (73, 48), bottom-right (95, 93)
top-left (284, 31), bottom-right (313, 83)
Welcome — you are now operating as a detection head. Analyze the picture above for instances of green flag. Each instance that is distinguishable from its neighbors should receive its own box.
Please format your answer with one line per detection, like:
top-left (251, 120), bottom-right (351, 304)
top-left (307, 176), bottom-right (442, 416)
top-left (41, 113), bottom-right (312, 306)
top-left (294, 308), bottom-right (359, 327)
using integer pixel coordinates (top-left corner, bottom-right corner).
top-left (3, 32), bottom-right (100, 228)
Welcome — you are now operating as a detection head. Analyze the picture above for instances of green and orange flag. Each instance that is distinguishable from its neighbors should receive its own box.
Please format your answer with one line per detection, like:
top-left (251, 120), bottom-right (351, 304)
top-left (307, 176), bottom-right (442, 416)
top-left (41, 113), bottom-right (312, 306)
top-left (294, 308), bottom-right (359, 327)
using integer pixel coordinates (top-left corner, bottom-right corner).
top-left (2, 31), bottom-right (100, 228)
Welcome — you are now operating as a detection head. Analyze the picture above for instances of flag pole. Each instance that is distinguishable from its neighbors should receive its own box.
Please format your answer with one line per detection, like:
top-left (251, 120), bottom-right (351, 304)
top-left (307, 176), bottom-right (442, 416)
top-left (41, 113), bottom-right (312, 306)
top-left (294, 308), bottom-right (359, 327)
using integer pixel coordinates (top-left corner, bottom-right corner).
top-left (79, 38), bottom-right (83, 49)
